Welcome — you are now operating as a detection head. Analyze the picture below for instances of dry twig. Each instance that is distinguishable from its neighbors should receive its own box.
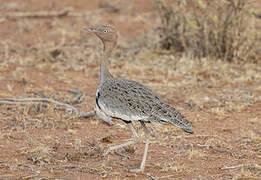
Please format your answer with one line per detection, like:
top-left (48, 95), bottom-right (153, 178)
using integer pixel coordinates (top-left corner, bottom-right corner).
top-left (0, 98), bottom-right (114, 125)
top-left (79, 111), bottom-right (96, 118)
top-left (114, 149), bottom-right (130, 159)
top-left (0, 8), bottom-right (105, 20)
top-left (220, 164), bottom-right (244, 170)
top-left (0, 97), bottom-right (78, 114)
top-left (1, 9), bottom-right (70, 19)
top-left (221, 164), bottom-right (261, 170)
top-left (68, 90), bottom-right (85, 104)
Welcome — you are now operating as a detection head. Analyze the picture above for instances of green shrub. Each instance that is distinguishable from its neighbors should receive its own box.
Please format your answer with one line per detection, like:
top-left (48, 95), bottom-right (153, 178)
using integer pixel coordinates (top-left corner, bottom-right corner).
top-left (154, 0), bottom-right (259, 62)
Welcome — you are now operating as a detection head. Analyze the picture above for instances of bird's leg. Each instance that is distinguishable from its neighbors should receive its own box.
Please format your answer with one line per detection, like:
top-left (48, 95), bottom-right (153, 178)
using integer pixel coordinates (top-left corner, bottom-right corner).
top-left (129, 121), bottom-right (150, 173)
top-left (96, 109), bottom-right (113, 126)
top-left (102, 123), bottom-right (139, 156)
top-left (129, 137), bottom-right (149, 173)
top-left (140, 121), bottom-right (151, 136)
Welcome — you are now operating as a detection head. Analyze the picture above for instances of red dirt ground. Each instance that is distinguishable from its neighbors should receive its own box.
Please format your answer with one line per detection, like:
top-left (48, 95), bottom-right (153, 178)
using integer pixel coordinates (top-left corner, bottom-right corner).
top-left (0, 0), bottom-right (260, 179)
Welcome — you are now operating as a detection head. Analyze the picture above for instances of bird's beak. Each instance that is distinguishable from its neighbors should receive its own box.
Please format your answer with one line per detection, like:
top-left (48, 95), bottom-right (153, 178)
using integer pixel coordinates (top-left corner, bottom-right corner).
top-left (83, 27), bottom-right (97, 32)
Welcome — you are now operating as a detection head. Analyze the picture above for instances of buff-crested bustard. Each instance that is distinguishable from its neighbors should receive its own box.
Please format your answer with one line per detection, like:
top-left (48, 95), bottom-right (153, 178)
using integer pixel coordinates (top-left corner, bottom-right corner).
top-left (84, 25), bottom-right (194, 173)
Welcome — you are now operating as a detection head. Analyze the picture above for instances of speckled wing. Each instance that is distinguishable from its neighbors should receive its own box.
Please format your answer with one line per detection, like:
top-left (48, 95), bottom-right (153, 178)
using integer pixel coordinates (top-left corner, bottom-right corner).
top-left (96, 77), bottom-right (193, 133)
top-left (96, 78), bottom-right (155, 121)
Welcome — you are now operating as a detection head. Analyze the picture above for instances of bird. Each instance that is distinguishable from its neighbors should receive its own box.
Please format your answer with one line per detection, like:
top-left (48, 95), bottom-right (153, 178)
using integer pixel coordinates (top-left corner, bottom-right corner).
top-left (84, 25), bottom-right (194, 173)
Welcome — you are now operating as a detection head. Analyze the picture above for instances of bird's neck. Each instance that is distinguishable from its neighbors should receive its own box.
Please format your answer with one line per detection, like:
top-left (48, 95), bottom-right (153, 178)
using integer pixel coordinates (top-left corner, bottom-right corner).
top-left (100, 40), bottom-right (115, 84)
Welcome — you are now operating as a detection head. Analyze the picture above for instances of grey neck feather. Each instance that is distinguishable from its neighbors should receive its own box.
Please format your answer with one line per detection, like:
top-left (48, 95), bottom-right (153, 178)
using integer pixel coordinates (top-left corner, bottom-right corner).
top-left (100, 40), bottom-right (114, 85)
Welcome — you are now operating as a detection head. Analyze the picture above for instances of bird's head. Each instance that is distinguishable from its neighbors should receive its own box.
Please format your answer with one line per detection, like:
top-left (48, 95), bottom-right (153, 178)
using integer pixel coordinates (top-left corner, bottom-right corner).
top-left (84, 25), bottom-right (118, 43)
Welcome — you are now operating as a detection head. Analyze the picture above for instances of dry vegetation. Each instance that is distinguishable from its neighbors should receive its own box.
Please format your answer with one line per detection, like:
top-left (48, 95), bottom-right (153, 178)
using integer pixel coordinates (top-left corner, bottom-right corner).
top-left (0, 0), bottom-right (261, 179)
top-left (154, 0), bottom-right (260, 62)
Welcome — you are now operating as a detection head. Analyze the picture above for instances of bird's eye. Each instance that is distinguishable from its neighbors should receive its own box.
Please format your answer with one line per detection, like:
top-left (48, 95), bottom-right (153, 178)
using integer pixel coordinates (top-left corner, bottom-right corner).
top-left (103, 29), bottom-right (108, 33)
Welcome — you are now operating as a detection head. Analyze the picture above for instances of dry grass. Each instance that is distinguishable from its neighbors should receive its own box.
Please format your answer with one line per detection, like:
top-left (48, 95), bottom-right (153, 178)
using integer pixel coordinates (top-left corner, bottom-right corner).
top-left (154, 0), bottom-right (260, 62)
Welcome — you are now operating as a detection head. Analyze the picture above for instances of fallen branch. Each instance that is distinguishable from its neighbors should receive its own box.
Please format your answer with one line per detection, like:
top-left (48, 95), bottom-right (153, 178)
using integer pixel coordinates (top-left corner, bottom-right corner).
top-left (0, 97), bottom-right (113, 126)
top-left (147, 173), bottom-right (157, 180)
top-left (0, 97), bottom-right (78, 114)
top-left (68, 89), bottom-right (85, 104)
top-left (80, 110), bottom-right (113, 126)
top-left (114, 149), bottom-right (130, 159)
top-left (196, 144), bottom-right (227, 153)
top-left (220, 164), bottom-right (244, 170)
top-left (79, 111), bottom-right (96, 118)
top-left (1, 8), bottom-right (70, 19)
top-left (221, 164), bottom-right (261, 170)
top-left (184, 135), bottom-right (227, 142)
top-left (147, 174), bottom-right (178, 180)
top-left (0, 8), bottom-right (105, 20)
